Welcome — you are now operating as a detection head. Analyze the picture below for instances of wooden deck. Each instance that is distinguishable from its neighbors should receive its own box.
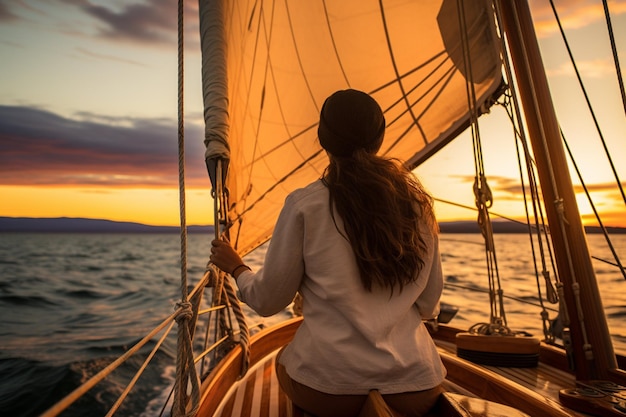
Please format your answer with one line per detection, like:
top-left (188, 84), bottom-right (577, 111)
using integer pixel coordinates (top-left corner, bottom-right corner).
top-left (212, 349), bottom-right (301, 417)
top-left (197, 317), bottom-right (597, 417)
top-left (207, 344), bottom-right (588, 417)
top-left (435, 339), bottom-right (585, 416)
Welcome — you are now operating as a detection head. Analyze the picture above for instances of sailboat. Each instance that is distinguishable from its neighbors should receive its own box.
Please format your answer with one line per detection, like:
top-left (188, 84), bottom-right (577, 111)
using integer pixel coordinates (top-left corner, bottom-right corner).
top-left (41, 0), bottom-right (626, 416)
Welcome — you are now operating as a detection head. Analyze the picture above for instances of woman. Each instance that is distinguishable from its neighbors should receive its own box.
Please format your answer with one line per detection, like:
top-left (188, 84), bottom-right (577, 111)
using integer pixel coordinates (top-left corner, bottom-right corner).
top-left (210, 89), bottom-right (446, 417)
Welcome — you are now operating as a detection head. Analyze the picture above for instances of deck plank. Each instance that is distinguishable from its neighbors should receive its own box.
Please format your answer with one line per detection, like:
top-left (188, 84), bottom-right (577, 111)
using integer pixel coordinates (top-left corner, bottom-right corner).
top-left (208, 322), bottom-right (587, 417)
top-left (260, 359), bottom-right (273, 417)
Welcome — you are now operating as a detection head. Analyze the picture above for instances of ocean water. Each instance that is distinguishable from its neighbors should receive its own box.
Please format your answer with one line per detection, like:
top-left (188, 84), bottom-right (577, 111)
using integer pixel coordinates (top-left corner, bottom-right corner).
top-left (0, 232), bottom-right (624, 416)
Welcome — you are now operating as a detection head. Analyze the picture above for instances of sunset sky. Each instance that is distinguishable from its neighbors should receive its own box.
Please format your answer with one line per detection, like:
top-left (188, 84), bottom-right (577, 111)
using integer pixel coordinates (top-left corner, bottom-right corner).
top-left (1, 0), bottom-right (625, 228)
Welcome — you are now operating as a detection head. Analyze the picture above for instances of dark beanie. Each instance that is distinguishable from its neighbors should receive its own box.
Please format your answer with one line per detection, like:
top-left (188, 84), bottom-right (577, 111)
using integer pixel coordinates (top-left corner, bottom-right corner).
top-left (318, 89), bottom-right (385, 157)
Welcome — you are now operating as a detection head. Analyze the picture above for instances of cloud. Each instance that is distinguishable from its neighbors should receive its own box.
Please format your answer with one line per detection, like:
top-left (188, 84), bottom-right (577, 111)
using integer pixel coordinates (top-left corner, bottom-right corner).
top-left (447, 174), bottom-right (624, 204)
top-left (0, 105), bottom-right (209, 187)
top-left (80, 0), bottom-right (175, 44)
top-left (448, 174), bottom-right (526, 198)
top-left (77, 0), bottom-right (199, 46)
top-left (74, 47), bottom-right (148, 67)
top-left (546, 59), bottom-right (620, 78)
top-left (2, 0), bottom-right (199, 47)
top-left (581, 209), bottom-right (625, 227)
top-left (0, 1), bottom-right (19, 22)
top-left (529, 0), bottom-right (626, 38)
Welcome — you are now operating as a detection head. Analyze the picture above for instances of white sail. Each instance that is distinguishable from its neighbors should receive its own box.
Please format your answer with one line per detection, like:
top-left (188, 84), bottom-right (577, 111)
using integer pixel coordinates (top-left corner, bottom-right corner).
top-left (200, 0), bottom-right (502, 254)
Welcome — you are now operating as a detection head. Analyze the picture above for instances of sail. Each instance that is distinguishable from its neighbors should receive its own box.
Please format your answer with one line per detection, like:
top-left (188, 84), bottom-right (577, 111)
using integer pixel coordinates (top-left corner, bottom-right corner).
top-left (200, 0), bottom-right (503, 255)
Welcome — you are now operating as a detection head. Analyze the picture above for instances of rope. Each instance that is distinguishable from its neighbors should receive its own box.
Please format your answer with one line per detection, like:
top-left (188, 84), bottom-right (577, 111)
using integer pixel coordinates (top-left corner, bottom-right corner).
top-left (40, 308), bottom-right (181, 417)
top-left (495, 2), bottom-right (566, 343)
top-left (106, 320), bottom-right (176, 417)
top-left (491, 0), bottom-right (563, 327)
top-left (223, 274), bottom-right (251, 376)
top-left (506, 0), bottom-right (593, 362)
top-left (172, 302), bottom-right (200, 417)
top-left (492, 77), bottom-right (561, 342)
top-left (561, 130), bottom-right (626, 280)
top-left (201, 265), bottom-right (222, 377)
top-left (548, 0), bottom-right (626, 206)
top-left (602, 0), bottom-right (626, 118)
top-left (207, 158), bottom-right (251, 377)
top-left (172, 1), bottom-right (201, 415)
top-left (468, 321), bottom-right (513, 336)
top-left (456, 0), bottom-right (506, 331)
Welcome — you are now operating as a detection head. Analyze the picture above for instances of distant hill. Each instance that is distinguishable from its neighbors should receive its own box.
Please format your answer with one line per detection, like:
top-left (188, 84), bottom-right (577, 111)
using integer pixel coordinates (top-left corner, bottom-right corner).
top-left (0, 217), bottom-right (214, 234)
top-left (438, 220), bottom-right (625, 234)
top-left (438, 220), bottom-right (524, 234)
top-left (0, 217), bottom-right (623, 234)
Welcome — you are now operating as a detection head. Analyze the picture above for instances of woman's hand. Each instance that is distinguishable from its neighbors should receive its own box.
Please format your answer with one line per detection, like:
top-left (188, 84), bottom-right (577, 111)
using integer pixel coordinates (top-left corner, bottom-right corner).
top-left (210, 237), bottom-right (248, 277)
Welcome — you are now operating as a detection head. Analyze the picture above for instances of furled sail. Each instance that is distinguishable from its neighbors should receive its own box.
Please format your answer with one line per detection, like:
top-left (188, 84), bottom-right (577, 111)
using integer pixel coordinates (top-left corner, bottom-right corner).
top-left (200, 0), bottom-right (503, 255)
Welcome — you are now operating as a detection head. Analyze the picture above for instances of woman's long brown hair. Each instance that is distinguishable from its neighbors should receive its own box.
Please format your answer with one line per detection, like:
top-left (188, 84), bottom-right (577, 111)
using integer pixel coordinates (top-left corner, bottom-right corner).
top-left (322, 149), bottom-right (436, 293)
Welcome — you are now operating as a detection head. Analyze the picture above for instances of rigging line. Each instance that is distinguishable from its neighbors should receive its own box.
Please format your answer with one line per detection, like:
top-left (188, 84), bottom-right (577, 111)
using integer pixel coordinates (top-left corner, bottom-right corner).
top-left (321, 0), bottom-right (350, 86)
top-left (203, 161), bottom-right (227, 377)
top-left (456, 0), bottom-right (503, 325)
top-left (374, 53), bottom-right (455, 150)
top-left (494, 0), bottom-right (561, 342)
top-left (235, 61), bottom-right (451, 231)
top-left (456, 0), bottom-right (484, 177)
top-left (225, 150), bottom-right (324, 227)
top-left (592, 255), bottom-right (626, 270)
top-left (548, 0), bottom-right (626, 206)
top-left (455, 0), bottom-right (483, 177)
top-left (174, 1), bottom-right (200, 416)
top-left (206, 272), bottom-right (232, 369)
top-left (235, 0), bottom-right (350, 176)
top-left (439, 237), bottom-right (484, 246)
top-left (384, 65), bottom-right (459, 155)
top-left (247, 0), bottom-right (259, 30)
top-left (512, 114), bottom-right (548, 298)
top-left (506, 3), bottom-right (562, 206)
top-left (444, 282), bottom-right (559, 313)
top-left (507, 0), bottom-right (591, 360)
top-left (493, 2), bottom-right (561, 291)
top-left (381, 53), bottom-right (453, 116)
top-left (284, 0), bottom-right (320, 111)
top-left (265, 0), bottom-right (315, 148)
top-left (505, 2), bottom-right (572, 265)
top-left (177, 0), bottom-right (188, 304)
top-left (377, 0), bottom-right (421, 132)
top-left (514, 126), bottom-right (562, 293)
top-left (106, 320), bottom-right (176, 417)
top-left (244, 124), bottom-right (317, 167)
top-left (561, 128), bottom-right (626, 280)
top-left (40, 307), bottom-right (181, 417)
top-left (433, 196), bottom-right (535, 227)
top-left (383, 54), bottom-right (453, 116)
top-left (510, 99), bottom-right (560, 340)
top-left (242, 50), bottom-right (450, 168)
top-left (602, 0), bottom-right (626, 118)
top-left (264, 40), bottom-right (319, 175)
top-left (195, 335), bottom-right (230, 367)
top-left (371, 50), bottom-right (449, 95)
top-left (239, 0), bottom-right (276, 220)
top-left (519, 128), bottom-right (561, 302)
top-left (498, 93), bottom-right (560, 305)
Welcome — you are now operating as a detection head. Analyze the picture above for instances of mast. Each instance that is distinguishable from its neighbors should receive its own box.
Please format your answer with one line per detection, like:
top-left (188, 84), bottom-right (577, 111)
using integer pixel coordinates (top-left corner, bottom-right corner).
top-left (496, 0), bottom-right (617, 380)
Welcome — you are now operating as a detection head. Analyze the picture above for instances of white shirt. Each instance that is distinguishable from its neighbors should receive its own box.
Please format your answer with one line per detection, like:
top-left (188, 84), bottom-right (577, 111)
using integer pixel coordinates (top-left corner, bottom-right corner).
top-left (236, 179), bottom-right (446, 395)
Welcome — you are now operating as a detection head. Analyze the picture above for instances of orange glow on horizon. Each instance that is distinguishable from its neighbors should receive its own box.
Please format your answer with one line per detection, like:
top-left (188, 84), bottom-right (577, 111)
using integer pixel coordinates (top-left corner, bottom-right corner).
top-left (2, 185), bottom-right (624, 229)
top-left (0, 185), bottom-right (214, 227)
